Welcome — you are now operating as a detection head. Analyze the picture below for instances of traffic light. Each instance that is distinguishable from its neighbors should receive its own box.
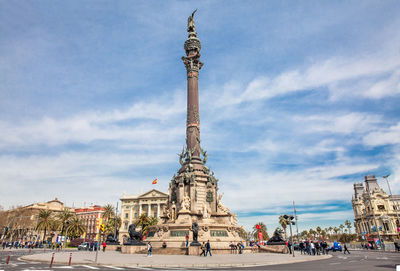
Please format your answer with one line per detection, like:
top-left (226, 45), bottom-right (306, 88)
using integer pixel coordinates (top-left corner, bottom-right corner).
top-left (99, 224), bottom-right (104, 232)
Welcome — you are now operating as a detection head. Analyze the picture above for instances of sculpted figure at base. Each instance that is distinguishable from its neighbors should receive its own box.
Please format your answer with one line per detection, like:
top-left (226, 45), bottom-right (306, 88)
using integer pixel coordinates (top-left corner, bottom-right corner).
top-left (124, 224), bottom-right (145, 245)
top-left (191, 221), bottom-right (200, 245)
top-left (181, 194), bottom-right (191, 211)
top-left (266, 228), bottom-right (285, 245)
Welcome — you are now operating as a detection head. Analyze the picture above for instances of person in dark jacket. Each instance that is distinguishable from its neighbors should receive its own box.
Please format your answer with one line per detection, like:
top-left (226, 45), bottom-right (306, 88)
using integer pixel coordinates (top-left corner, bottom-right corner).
top-left (205, 240), bottom-right (212, 256)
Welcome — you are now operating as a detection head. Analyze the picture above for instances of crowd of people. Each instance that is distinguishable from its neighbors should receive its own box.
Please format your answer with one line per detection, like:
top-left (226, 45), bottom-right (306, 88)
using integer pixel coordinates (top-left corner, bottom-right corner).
top-left (1, 240), bottom-right (47, 249)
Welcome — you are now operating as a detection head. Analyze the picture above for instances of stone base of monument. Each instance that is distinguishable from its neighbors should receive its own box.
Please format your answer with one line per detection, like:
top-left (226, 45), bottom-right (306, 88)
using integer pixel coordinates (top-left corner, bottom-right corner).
top-left (188, 245), bottom-right (201, 255)
top-left (121, 244), bottom-right (147, 254)
top-left (260, 245), bottom-right (289, 254)
top-left (105, 244), bottom-right (120, 251)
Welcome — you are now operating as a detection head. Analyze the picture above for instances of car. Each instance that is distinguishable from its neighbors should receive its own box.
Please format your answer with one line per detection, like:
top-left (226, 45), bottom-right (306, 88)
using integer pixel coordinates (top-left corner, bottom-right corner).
top-left (78, 242), bottom-right (89, 251)
top-left (328, 242), bottom-right (342, 252)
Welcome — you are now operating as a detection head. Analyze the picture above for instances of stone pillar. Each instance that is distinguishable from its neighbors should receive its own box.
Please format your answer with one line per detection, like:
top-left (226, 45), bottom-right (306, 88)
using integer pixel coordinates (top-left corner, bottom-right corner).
top-left (182, 13), bottom-right (203, 160)
top-left (148, 204), bottom-right (151, 217)
top-left (157, 203), bottom-right (160, 218)
top-left (139, 204), bottom-right (142, 216)
top-left (129, 207), bottom-right (132, 225)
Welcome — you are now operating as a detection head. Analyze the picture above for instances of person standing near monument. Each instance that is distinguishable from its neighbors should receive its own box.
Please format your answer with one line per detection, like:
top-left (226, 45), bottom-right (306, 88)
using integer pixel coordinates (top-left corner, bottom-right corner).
top-left (147, 242), bottom-right (152, 257)
top-left (102, 241), bottom-right (106, 252)
top-left (205, 240), bottom-right (212, 256)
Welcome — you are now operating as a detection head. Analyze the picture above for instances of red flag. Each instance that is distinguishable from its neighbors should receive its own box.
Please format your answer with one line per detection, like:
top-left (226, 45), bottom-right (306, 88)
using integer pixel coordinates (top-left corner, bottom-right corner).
top-left (152, 179), bottom-right (157, 184)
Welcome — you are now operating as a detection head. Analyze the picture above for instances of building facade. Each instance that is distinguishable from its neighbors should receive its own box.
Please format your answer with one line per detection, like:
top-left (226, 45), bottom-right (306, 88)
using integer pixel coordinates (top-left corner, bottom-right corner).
top-left (75, 205), bottom-right (105, 241)
top-left (119, 189), bottom-right (168, 242)
top-left (352, 175), bottom-right (400, 241)
top-left (0, 198), bottom-right (74, 243)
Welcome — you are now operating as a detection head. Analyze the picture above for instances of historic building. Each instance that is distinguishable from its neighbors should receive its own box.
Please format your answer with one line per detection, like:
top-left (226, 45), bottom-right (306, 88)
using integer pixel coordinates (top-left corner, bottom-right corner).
top-left (75, 205), bottom-right (105, 241)
top-left (119, 189), bottom-right (168, 242)
top-left (352, 175), bottom-right (400, 241)
top-left (0, 198), bottom-right (74, 242)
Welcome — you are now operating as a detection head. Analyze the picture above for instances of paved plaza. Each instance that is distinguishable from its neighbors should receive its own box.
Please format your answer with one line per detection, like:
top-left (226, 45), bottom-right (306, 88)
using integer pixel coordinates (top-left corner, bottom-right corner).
top-left (19, 250), bottom-right (330, 268)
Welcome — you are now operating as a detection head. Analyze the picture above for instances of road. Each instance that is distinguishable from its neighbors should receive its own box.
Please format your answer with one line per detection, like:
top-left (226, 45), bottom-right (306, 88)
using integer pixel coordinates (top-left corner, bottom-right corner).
top-left (0, 249), bottom-right (398, 271)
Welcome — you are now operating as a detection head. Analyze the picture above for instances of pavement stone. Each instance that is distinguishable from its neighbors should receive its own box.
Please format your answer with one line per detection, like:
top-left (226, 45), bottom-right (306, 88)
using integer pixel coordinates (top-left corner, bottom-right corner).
top-left (19, 251), bottom-right (332, 268)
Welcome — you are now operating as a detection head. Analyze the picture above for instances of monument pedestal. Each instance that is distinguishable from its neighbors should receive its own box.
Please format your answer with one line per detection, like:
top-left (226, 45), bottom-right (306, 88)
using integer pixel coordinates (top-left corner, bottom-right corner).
top-left (188, 245), bottom-right (201, 255)
top-left (121, 245), bottom-right (147, 254)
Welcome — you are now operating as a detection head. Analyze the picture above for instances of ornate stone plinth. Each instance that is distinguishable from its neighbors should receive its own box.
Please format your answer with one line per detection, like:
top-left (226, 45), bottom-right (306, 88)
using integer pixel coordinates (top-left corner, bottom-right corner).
top-left (121, 244), bottom-right (147, 254)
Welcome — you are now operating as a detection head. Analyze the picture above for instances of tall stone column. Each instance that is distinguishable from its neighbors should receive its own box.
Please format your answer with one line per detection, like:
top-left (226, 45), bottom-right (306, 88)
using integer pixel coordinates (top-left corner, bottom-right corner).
top-left (129, 207), bottom-right (133, 225)
top-left (157, 203), bottom-right (160, 218)
top-left (182, 10), bottom-right (203, 161)
top-left (139, 204), bottom-right (142, 216)
top-left (148, 204), bottom-right (151, 217)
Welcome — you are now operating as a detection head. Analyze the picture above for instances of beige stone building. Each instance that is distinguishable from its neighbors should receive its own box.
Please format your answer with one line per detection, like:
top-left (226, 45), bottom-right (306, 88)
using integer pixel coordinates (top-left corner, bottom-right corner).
top-left (119, 189), bottom-right (168, 242)
top-left (352, 175), bottom-right (400, 241)
top-left (0, 198), bottom-right (74, 242)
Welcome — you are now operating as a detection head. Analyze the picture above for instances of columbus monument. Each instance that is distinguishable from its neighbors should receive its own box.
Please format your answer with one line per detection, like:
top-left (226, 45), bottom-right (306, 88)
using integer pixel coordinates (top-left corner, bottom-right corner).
top-left (146, 10), bottom-right (242, 251)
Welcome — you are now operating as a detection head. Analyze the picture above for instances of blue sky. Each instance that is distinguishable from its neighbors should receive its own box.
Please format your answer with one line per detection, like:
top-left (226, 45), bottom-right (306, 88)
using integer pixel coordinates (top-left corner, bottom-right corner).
top-left (1, 1), bottom-right (400, 234)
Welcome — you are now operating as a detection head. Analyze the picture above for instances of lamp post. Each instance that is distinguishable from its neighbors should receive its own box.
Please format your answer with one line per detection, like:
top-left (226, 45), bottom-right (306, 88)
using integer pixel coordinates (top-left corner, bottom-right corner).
top-left (64, 221), bottom-right (70, 249)
top-left (383, 175), bottom-right (400, 237)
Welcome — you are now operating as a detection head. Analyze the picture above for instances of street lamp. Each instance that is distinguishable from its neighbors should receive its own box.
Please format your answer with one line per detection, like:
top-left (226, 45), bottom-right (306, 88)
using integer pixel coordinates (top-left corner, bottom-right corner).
top-left (64, 221), bottom-right (71, 249)
top-left (382, 175), bottom-right (400, 238)
top-left (283, 214), bottom-right (295, 257)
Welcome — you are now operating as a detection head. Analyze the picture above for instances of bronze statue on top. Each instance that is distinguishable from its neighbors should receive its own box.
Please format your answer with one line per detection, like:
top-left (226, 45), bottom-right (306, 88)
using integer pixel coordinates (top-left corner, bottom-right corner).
top-left (187, 9), bottom-right (197, 34)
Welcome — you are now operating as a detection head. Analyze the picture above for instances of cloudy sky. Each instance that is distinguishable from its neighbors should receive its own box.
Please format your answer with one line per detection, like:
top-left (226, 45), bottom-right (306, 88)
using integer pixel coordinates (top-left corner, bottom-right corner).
top-left (1, 1), bottom-right (400, 234)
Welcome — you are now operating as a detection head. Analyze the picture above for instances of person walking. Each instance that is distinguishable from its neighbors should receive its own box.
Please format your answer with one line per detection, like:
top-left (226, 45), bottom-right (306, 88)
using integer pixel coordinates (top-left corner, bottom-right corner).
top-left (200, 242), bottom-right (206, 256)
top-left (147, 242), bottom-right (152, 257)
top-left (310, 242), bottom-right (316, 255)
top-left (205, 240), bottom-right (212, 257)
top-left (343, 243), bottom-right (350, 254)
top-left (102, 241), bottom-right (106, 252)
top-left (299, 241), bottom-right (304, 255)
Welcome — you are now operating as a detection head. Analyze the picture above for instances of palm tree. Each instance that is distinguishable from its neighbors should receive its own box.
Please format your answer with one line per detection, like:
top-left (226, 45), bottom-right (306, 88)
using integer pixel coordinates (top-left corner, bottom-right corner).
top-left (67, 217), bottom-right (86, 239)
top-left (339, 224), bottom-right (345, 236)
top-left (36, 210), bottom-right (53, 242)
top-left (56, 208), bottom-right (75, 235)
top-left (134, 214), bottom-right (151, 235)
top-left (102, 204), bottom-right (115, 222)
top-left (316, 226), bottom-right (322, 238)
top-left (279, 215), bottom-right (288, 238)
top-left (104, 216), bottom-right (122, 236)
top-left (333, 227), bottom-right (339, 239)
top-left (252, 222), bottom-right (269, 241)
top-left (301, 230), bottom-right (308, 238)
top-left (345, 219), bottom-right (352, 234)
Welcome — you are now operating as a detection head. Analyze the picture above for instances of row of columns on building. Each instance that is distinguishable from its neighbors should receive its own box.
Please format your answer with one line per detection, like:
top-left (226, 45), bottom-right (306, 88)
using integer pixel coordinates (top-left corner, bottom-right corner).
top-left (129, 203), bottom-right (163, 224)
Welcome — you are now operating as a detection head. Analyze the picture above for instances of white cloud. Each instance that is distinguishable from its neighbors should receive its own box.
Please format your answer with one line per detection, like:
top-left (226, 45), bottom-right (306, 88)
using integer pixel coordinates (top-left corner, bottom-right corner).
top-left (363, 122), bottom-right (400, 147)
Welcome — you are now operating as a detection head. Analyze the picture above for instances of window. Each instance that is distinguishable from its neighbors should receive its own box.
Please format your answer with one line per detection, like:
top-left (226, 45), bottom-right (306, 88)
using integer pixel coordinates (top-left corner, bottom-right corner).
top-left (134, 213), bottom-right (138, 218)
top-left (154, 212), bottom-right (157, 217)
top-left (377, 205), bottom-right (385, 211)
top-left (125, 213), bottom-right (128, 218)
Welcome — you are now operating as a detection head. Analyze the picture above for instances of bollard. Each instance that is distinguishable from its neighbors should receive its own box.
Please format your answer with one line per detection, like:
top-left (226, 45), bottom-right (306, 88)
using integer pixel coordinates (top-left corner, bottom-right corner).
top-left (49, 252), bottom-right (55, 268)
top-left (6, 251), bottom-right (11, 264)
top-left (68, 253), bottom-right (72, 266)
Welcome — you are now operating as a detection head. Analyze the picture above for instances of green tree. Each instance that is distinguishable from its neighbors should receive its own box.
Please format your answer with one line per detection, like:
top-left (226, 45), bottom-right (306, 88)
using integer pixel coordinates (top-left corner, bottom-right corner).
top-left (56, 208), bottom-right (75, 235)
top-left (67, 217), bottom-right (86, 239)
top-left (316, 226), bottom-right (322, 238)
top-left (102, 204), bottom-right (115, 222)
top-left (279, 215), bottom-right (288, 238)
top-left (238, 226), bottom-right (247, 240)
top-left (134, 214), bottom-right (152, 235)
top-left (36, 210), bottom-right (53, 242)
top-left (252, 222), bottom-right (269, 241)
top-left (345, 219), bottom-right (352, 234)
top-left (104, 216), bottom-right (122, 236)
top-left (339, 224), bottom-right (345, 234)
